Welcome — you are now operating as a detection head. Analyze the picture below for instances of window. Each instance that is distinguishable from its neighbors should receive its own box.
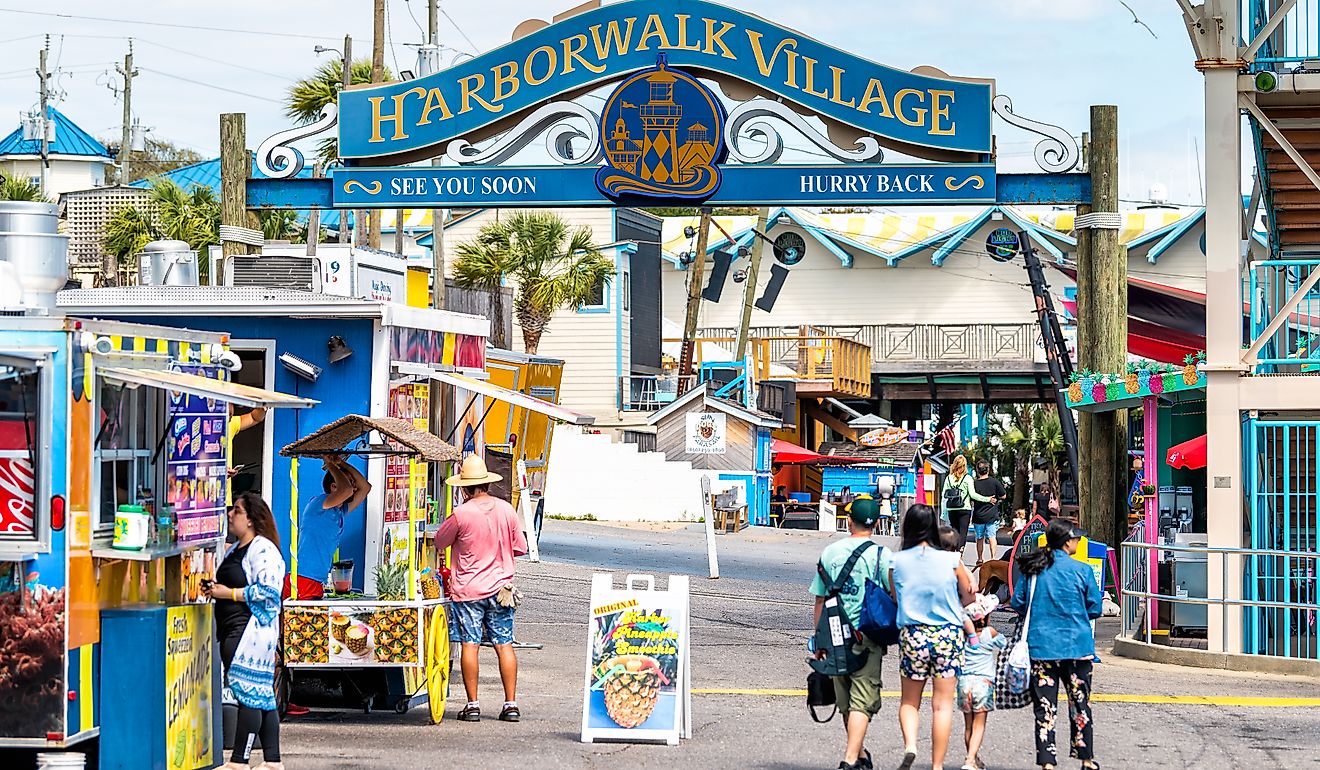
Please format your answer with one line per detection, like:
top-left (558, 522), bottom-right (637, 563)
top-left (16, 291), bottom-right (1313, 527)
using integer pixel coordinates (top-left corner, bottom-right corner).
top-left (579, 276), bottom-right (608, 312)
top-left (95, 381), bottom-right (162, 529)
top-left (622, 271), bottom-right (630, 312)
top-left (0, 357), bottom-right (44, 545)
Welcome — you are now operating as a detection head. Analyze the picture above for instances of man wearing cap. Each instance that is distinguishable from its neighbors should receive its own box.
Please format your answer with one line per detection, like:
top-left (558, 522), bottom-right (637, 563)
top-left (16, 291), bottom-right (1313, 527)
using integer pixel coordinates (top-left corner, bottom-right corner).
top-left (810, 495), bottom-right (893, 770)
top-left (435, 454), bottom-right (528, 724)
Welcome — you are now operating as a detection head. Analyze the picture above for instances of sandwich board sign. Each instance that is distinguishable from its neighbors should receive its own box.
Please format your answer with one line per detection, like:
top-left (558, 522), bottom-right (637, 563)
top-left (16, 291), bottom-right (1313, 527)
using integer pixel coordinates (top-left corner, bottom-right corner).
top-left (581, 573), bottom-right (692, 745)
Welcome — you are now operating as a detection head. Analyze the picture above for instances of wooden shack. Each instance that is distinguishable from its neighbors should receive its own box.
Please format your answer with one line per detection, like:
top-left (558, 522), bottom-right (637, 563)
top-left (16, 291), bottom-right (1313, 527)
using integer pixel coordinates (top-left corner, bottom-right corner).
top-left (648, 383), bottom-right (782, 525)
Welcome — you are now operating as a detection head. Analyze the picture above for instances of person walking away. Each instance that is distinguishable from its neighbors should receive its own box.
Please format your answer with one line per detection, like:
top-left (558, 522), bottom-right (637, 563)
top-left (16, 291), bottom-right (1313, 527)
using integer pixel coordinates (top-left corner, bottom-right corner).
top-left (1011, 518), bottom-right (1104, 770)
top-left (890, 504), bottom-right (976, 770)
top-left (957, 594), bottom-right (1007, 770)
top-left (809, 497), bottom-right (893, 770)
top-left (208, 492), bottom-right (286, 770)
top-left (435, 455), bottom-right (528, 723)
top-left (941, 456), bottom-right (994, 552)
top-left (971, 461), bottom-right (1005, 566)
top-left (285, 456), bottom-right (371, 599)
top-left (1032, 483), bottom-right (1058, 522)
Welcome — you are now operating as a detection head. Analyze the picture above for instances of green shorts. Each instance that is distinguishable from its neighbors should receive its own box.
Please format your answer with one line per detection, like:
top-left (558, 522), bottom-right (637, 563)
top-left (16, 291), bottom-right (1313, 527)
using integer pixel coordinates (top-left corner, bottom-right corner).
top-left (833, 639), bottom-right (883, 718)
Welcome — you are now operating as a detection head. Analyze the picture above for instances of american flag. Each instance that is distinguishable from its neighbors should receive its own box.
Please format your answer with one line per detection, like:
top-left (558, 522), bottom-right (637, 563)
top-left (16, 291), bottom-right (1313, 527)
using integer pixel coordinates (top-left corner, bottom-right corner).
top-left (936, 421), bottom-right (959, 455)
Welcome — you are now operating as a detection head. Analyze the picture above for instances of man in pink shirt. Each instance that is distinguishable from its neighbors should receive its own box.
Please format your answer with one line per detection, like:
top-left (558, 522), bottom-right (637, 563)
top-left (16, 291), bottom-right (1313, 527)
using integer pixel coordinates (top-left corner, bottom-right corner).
top-left (435, 455), bottom-right (528, 724)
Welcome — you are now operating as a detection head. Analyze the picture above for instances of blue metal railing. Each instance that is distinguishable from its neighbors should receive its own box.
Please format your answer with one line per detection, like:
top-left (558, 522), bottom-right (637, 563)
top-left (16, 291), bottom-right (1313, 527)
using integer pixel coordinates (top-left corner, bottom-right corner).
top-left (1247, 260), bottom-right (1320, 372)
top-left (1245, 419), bottom-right (1319, 659)
top-left (1247, 0), bottom-right (1320, 68)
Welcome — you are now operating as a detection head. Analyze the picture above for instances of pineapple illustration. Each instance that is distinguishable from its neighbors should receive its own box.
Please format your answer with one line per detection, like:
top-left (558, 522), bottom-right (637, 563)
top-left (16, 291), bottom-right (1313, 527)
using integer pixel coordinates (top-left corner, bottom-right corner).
top-left (345, 625), bottom-right (370, 655)
top-left (1124, 363), bottom-right (1140, 394)
top-left (1067, 373), bottom-right (1083, 404)
top-left (1137, 365), bottom-right (1151, 390)
top-left (1182, 353), bottom-right (1203, 385)
top-left (1149, 367), bottom-right (1166, 395)
top-left (601, 655), bottom-right (664, 728)
top-left (1091, 378), bottom-right (1107, 402)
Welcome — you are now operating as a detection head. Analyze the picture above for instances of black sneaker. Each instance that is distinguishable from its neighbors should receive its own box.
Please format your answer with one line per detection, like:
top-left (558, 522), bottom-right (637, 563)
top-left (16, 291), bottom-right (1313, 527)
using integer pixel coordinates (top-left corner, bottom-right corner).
top-left (858, 749), bottom-right (873, 769)
top-left (457, 703), bottom-right (480, 722)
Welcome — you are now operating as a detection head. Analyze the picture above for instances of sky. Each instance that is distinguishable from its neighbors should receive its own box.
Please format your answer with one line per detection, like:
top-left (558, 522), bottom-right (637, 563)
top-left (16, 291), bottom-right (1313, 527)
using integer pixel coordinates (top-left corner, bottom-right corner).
top-left (0, 1), bottom-right (1208, 206)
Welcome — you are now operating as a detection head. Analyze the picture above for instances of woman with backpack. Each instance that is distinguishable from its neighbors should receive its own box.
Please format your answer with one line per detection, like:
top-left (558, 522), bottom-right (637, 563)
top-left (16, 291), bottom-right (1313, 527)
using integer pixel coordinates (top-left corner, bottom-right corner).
top-left (889, 504), bottom-right (976, 770)
top-left (942, 456), bottom-right (996, 550)
top-left (1011, 518), bottom-right (1104, 770)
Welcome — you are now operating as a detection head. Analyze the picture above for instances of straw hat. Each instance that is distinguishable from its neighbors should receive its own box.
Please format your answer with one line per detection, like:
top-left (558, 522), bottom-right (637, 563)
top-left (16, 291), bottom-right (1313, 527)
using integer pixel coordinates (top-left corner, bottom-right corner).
top-left (445, 454), bottom-right (503, 487)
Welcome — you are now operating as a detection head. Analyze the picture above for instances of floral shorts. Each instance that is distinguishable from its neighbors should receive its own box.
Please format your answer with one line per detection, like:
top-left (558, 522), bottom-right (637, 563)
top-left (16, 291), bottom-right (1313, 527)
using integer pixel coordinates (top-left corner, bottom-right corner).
top-left (957, 674), bottom-right (996, 713)
top-left (899, 623), bottom-right (965, 680)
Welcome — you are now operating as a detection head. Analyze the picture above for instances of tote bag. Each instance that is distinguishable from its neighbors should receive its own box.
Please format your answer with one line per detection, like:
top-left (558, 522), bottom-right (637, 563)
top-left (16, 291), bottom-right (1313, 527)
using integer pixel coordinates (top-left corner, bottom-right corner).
top-left (993, 617), bottom-right (1032, 710)
top-left (1004, 576), bottom-right (1036, 695)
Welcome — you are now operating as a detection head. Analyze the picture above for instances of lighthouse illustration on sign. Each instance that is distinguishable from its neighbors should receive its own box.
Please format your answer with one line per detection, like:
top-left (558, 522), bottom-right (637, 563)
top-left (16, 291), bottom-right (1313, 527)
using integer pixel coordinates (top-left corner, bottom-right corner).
top-left (596, 54), bottom-right (726, 201)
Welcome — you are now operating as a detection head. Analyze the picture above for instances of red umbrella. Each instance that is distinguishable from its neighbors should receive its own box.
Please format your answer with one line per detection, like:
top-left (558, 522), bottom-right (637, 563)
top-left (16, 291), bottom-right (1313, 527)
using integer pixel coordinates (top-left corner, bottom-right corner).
top-left (1166, 434), bottom-right (1207, 470)
top-left (772, 438), bottom-right (823, 464)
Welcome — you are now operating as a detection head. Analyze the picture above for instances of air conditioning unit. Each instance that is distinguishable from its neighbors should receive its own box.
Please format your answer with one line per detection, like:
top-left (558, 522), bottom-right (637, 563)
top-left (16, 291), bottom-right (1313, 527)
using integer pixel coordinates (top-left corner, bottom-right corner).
top-left (226, 255), bottom-right (319, 291)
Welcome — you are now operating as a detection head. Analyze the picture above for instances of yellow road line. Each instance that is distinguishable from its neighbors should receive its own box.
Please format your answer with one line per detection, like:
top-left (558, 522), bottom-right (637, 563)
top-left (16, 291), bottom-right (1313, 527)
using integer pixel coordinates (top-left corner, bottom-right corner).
top-left (691, 688), bottom-right (1320, 707)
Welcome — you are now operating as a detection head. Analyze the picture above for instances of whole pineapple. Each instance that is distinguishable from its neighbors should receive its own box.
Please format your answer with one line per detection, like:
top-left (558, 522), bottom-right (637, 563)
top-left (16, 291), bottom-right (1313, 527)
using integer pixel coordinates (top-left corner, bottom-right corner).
top-left (601, 655), bottom-right (663, 728)
top-left (1124, 362), bottom-right (1140, 394)
top-left (1066, 373), bottom-right (1083, 404)
top-left (374, 561), bottom-right (410, 601)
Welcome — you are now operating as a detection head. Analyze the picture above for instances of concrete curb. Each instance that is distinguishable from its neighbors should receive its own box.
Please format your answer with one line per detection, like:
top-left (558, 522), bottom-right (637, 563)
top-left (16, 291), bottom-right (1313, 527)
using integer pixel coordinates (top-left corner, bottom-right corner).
top-left (1113, 636), bottom-right (1320, 677)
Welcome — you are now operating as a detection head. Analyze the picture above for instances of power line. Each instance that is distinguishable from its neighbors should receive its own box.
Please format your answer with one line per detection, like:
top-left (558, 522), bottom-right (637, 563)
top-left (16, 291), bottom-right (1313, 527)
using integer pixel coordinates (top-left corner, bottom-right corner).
top-left (438, 4), bottom-right (479, 53)
top-left (0, 7), bottom-right (336, 40)
top-left (137, 67), bottom-right (282, 104)
top-left (135, 39), bottom-right (289, 80)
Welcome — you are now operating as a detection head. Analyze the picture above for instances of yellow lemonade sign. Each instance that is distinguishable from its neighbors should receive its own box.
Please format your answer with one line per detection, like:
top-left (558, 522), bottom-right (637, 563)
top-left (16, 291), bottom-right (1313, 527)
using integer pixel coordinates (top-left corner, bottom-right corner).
top-left (166, 604), bottom-right (214, 769)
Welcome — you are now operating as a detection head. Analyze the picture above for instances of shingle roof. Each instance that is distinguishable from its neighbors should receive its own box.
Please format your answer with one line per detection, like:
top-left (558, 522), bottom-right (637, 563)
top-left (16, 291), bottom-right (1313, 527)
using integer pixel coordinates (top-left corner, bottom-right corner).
top-left (817, 440), bottom-right (921, 467)
top-left (0, 106), bottom-right (112, 160)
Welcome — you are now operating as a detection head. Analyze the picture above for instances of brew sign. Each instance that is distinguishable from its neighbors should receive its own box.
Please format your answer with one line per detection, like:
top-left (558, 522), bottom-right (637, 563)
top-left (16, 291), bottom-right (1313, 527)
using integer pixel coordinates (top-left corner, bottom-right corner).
top-left (986, 227), bottom-right (1020, 262)
top-left (685, 412), bottom-right (726, 455)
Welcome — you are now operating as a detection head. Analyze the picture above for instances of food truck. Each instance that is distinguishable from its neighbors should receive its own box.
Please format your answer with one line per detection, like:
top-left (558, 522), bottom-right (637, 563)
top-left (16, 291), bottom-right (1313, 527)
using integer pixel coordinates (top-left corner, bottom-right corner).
top-left (60, 286), bottom-right (594, 714)
top-left (0, 314), bottom-right (312, 767)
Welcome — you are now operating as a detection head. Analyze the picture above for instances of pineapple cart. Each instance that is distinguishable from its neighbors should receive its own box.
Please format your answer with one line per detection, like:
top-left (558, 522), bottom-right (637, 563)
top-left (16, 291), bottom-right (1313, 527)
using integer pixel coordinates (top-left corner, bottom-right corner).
top-left (279, 415), bottom-right (459, 721)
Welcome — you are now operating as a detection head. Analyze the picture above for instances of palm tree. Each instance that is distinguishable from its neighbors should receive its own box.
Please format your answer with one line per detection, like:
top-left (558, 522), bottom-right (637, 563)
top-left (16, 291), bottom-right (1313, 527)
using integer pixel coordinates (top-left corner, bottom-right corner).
top-left (453, 211), bottom-right (614, 354)
top-left (260, 210), bottom-right (304, 242)
top-left (286, 59), bottom-right (386, 161)
top-left (102, 180), bottom-right (221, 284)
top-left (0, 175), bottom-right (49, 202)
top-left (1030, 406), bottom-right (1066, 493)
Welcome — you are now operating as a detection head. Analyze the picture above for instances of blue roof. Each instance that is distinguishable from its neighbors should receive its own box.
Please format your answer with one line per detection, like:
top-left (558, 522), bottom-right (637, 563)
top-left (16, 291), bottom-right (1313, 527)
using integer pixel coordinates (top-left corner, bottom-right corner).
top-left (0, 106), bottom-right (112, 160)
top-left (132, 157), bottom-right (349, 229)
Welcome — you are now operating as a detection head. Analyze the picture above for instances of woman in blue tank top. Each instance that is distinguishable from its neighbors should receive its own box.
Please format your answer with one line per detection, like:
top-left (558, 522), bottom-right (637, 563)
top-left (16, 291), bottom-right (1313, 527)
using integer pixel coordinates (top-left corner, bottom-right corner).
top-left (889, 504), bottom-right (975, 770)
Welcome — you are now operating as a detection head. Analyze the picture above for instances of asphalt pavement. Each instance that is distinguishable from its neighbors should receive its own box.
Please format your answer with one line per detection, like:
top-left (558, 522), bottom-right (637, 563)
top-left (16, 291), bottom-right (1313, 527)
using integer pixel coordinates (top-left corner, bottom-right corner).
top-left (278, 520), bottom-right (1320, 769)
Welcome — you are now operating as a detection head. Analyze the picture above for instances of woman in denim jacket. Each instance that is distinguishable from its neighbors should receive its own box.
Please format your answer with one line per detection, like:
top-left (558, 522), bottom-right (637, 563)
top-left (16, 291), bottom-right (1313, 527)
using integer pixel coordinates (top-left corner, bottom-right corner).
top-left (1011, 518), bottom-right (1103, 770)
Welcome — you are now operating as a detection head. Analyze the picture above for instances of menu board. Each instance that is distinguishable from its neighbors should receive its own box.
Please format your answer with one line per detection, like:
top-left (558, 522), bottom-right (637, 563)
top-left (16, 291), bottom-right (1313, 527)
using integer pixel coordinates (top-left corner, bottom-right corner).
top-left (384, 382), bottom-right (429, 566)
top-left (166, 364), bottom-right (228, 544)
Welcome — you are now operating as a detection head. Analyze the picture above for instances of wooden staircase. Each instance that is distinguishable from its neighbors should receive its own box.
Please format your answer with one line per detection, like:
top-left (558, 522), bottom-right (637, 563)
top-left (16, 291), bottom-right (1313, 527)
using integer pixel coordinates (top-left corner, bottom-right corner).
top-left (1259, 104), bottom-right (1320, 255)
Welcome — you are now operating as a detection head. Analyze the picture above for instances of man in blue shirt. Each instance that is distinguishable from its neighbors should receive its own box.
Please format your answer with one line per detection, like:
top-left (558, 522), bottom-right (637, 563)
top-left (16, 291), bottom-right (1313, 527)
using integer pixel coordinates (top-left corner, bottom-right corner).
top-left (284, 456), bottom-right (370, 600)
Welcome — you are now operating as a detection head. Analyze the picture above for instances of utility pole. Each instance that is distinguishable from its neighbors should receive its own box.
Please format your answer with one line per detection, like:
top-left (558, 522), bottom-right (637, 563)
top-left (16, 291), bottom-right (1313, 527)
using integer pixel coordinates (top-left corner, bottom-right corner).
top-left (116, 44), bottom-right (138, 186)
top-left (340, 34), bottom-right (353, 245)
top-left (219, 113), bottom-right (251, 281)
top-left (36, 38), bottom-right (49, 197)
top-left (1076, 105), bottom-right (1125, 548)
top-left (677, 208), bottom-right (713, 395)
top-left (368, 0), bottom-right (386, 250)
top-left (428, 0), bottom-right (446, 310)
top-left (734, 207), bottom-right (771, 359)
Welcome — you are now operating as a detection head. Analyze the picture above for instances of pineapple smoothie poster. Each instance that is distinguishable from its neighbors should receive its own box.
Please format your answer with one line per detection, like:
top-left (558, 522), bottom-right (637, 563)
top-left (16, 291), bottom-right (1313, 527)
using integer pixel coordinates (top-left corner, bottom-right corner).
top-left (582, 575), bottom-right (691, 744)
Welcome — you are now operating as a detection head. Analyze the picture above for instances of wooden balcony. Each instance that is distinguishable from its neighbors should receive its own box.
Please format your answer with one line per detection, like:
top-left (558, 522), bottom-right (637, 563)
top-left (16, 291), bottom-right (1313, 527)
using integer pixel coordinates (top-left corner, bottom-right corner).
top-left (698, 323), bottom-right (1046, 374)
top-left (667, 334), bottom-right (873, 399)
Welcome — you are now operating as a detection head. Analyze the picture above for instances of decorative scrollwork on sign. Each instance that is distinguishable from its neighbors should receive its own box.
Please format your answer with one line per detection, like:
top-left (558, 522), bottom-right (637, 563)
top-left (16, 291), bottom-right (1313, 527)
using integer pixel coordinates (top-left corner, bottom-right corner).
top-left (991, 95), bottom-right (1079, 174)
top-left (724, 99), bottom-right (883, 165)
top-left (255, 103), bottom-right (338, 179)
top-left (445, 101), bottom-right (602, 166)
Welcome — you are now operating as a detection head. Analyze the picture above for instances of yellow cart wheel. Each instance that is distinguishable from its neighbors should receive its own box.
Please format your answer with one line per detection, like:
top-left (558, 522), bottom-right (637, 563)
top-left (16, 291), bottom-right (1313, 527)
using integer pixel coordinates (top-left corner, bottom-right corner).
top-left (426, 605), bottom-right (451, 723)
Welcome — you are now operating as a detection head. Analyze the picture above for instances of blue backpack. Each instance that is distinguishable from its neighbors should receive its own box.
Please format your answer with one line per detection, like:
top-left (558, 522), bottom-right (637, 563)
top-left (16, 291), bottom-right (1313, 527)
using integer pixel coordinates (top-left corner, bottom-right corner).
top-left (858, 552), bottom-right (900, 647)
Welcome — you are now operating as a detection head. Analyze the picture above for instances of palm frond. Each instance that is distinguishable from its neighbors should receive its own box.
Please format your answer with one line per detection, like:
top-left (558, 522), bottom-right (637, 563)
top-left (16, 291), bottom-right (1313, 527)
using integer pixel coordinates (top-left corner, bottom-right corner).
top-left (0, 175), bottom-right (50, 202)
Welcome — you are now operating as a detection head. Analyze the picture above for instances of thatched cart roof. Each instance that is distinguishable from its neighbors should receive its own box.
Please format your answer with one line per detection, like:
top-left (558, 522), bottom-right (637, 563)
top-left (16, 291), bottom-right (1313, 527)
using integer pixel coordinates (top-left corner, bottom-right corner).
top-left (281, 415), bottom-right (461, 462)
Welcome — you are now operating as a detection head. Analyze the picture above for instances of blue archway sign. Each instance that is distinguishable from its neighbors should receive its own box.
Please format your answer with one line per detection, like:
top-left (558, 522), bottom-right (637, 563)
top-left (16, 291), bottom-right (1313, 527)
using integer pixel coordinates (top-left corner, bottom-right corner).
top-left (248, 0), bottom-right (1091, 210)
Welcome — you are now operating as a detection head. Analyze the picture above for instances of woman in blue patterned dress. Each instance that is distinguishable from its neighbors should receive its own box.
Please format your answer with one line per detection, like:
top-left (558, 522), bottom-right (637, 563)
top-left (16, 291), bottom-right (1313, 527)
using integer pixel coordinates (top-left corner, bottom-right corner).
top-left (889, 504), bottom-right (976, 770)
top-left (208, 492), bottom-right (286, 770)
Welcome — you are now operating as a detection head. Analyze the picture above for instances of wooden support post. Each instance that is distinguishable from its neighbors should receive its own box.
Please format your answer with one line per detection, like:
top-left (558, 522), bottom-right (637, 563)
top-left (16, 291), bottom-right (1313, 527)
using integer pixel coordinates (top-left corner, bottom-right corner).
top-left (1082, 105), bottom-right (1127, 548)
top-left (1075, 197), bottom-right (1093, 523)
top-left (678, 208), bottom-right (712, 394)
top-left (735, 207), bottom-right (771, 359)
top-left (220, 113), bottom-right (250, 279)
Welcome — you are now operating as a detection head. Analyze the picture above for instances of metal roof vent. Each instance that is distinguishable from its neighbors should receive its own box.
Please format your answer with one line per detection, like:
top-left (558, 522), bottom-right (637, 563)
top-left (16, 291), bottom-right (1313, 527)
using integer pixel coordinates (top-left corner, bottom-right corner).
top-left (228, 255), bottom-right (316, 291)
top-left (0, 201), bottom-right (68, 313)
top-left (137, 240), bottom-right (199, 286)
